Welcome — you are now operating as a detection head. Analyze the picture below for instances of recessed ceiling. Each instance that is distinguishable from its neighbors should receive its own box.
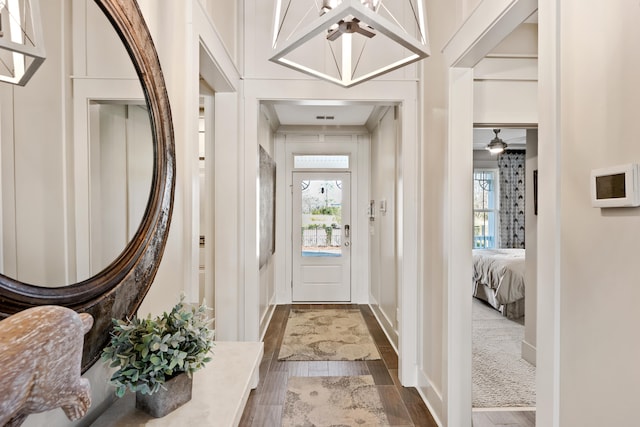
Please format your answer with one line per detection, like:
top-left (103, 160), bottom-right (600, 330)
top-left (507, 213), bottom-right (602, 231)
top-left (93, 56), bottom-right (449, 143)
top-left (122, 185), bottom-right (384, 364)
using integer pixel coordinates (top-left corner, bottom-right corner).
top-left (271, 102), bottom-right (377, 126)
top-left (268, 102), bottom-right (531, 149)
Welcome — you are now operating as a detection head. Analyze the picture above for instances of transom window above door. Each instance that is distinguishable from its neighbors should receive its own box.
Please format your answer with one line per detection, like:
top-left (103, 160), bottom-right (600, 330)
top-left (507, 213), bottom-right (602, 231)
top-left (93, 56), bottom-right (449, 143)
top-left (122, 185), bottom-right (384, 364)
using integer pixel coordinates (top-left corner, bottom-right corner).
top-left (294, 155), bottom-right (349, 169)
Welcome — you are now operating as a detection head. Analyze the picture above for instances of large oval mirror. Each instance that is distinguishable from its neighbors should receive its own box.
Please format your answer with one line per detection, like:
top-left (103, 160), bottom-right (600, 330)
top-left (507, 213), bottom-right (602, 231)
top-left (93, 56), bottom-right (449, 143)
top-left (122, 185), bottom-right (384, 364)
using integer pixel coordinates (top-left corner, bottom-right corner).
top-left (0, 0), bottom-right (175, 372)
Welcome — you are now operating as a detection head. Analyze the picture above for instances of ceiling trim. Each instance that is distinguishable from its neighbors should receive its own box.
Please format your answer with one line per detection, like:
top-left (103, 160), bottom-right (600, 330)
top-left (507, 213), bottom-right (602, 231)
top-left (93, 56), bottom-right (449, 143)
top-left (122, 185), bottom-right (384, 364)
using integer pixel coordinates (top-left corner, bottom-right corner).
top-left (442, 0), bottom-right (538, 68)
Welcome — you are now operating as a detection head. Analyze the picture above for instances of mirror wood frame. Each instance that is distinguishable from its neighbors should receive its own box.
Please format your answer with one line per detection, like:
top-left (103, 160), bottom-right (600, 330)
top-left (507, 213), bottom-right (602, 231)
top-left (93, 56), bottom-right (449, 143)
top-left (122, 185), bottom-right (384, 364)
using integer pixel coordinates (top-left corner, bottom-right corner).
top-left (0, 0), bottom-right (175, 372)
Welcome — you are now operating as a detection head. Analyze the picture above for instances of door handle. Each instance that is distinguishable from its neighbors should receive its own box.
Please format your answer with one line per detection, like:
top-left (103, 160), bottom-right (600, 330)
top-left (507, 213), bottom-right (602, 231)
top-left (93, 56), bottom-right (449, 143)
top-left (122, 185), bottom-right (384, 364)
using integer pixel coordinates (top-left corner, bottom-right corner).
top-left (344, 224), bottom-right (350, 238)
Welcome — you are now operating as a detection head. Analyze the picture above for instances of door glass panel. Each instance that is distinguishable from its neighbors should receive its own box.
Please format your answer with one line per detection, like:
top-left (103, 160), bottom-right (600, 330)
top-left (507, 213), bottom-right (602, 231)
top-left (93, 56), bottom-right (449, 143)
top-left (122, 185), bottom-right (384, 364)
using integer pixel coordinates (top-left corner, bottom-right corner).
top-left (301, 179), bottom-right (343, 257)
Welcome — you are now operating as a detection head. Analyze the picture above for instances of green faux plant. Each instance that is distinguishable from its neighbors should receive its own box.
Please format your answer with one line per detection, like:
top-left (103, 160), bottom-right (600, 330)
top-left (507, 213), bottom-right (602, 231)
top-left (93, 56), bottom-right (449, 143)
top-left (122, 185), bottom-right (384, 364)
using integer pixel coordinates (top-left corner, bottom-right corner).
top-left (101, 295), bottom-right (214, 397)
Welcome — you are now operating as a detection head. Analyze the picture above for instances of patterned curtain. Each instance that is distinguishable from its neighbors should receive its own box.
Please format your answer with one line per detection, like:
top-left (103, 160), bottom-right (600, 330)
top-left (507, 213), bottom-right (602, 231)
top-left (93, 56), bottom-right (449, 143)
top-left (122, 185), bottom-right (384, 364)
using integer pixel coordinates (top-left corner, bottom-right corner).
top-left (498, 151), bottom-right (525, 248)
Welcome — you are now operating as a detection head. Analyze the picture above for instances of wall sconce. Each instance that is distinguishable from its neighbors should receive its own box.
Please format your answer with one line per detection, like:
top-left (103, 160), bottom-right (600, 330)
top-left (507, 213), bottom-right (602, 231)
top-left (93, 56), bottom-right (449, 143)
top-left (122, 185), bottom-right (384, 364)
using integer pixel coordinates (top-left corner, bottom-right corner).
top-left (270, 0), bottom-right (430, 88)
top-left (0, 0), bottom-right (46, 86)
top-left (485, 129), bottom-right (508, 155)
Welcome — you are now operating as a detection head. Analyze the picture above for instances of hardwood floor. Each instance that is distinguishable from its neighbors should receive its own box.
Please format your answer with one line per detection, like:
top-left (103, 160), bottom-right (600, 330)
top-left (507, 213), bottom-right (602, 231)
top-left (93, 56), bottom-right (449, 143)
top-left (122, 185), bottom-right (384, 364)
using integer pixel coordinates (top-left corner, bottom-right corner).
top-left (239, 304), bottom-right (439, 426)
top-left (472, 410), bottom-right (535, 427)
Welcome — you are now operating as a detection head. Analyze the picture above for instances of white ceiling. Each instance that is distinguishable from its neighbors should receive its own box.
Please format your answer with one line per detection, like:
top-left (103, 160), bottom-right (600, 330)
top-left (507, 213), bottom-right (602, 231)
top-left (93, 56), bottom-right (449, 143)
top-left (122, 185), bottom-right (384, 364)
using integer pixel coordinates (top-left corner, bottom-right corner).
top-left (267, 101), bottom-right (529, 150)
top-left (271, 102), bottom-right (377, 126)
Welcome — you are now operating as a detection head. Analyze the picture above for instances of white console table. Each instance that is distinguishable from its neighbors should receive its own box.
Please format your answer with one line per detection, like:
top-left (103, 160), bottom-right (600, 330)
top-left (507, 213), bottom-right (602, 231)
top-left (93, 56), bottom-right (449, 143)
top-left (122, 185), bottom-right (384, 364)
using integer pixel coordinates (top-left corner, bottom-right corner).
top-left (90, 341), bottom-right (263, 427)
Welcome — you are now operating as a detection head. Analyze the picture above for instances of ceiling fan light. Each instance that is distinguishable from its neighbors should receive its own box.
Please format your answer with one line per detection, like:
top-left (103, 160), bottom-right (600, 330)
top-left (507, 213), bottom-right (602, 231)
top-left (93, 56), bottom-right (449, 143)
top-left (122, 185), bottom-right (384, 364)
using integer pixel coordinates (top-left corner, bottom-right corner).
top-left (485, 129), bottom-right (507, 154)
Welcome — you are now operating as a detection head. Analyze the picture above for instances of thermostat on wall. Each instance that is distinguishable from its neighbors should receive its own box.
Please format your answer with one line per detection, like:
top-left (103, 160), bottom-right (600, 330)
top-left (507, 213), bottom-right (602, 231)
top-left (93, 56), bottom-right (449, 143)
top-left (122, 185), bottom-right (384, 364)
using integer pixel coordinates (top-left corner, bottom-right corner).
top-left (590, 163), bottom-right (640, 208)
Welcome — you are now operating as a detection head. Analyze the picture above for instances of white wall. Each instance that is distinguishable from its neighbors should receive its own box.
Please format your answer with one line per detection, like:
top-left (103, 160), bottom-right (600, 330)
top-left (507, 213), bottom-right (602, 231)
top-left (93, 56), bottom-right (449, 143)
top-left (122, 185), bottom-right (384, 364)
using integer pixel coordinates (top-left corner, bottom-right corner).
top-left (419, 0), bottom-right (465, 423)
top-left (555, 2), bottom-right (640, 425)
top-left (258, 106), bottom-right (277, 335)
top-left (491, 23), bottom-right (538, 56)
top-left (473, 23), bottom-right (538, 125)
top-left (136, 0), bottom-right (193, 316)
top-left (201, 0), bottom-right (238, 64)
top-left (369, 107), bottom-right (399, 347)
top-left (473, 149), bottom-right (499, 169)
top-left (474, 80), bottom-right (538, 124)
top-left (136, 0), bottom-right (242, 326)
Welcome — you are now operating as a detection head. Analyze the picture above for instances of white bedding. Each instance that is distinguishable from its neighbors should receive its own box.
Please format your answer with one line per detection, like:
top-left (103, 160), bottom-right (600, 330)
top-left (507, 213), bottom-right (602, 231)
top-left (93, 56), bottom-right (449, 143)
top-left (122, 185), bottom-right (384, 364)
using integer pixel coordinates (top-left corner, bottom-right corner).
top-left (472, 248), bottom-right (525, 306)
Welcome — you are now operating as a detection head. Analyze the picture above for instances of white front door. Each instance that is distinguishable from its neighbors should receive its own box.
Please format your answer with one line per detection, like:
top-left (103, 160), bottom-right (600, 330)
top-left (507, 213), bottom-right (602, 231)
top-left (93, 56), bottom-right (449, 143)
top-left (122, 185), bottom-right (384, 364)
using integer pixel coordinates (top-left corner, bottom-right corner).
top-left (292, 172), bottom-right (351, 301)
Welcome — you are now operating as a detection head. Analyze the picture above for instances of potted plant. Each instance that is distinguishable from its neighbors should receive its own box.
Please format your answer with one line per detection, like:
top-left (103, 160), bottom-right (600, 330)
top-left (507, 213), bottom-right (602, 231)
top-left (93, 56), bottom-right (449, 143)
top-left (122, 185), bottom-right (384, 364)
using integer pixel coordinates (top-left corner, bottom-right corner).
top-left (101, 295), bottom-right (214, 417)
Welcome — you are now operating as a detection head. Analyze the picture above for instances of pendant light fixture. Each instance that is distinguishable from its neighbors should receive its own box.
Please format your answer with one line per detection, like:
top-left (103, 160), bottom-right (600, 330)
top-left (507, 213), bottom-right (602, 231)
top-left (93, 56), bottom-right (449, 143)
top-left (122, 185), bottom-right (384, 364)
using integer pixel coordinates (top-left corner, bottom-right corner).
top-left (270, 0), bottom-right (430, 88)
top-left (0, 0), bottom-right (45, 86)
top-left (485, 129), bottom-right (508, 155)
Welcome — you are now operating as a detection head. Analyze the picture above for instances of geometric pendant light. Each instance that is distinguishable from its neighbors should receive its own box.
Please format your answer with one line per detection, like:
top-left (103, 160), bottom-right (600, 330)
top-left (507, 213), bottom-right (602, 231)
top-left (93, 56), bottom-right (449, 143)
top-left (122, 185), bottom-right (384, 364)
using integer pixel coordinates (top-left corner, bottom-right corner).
top-left (270, 0), bottom-right (430, 88)
top-left (0, 0), bottom-right (46, 86)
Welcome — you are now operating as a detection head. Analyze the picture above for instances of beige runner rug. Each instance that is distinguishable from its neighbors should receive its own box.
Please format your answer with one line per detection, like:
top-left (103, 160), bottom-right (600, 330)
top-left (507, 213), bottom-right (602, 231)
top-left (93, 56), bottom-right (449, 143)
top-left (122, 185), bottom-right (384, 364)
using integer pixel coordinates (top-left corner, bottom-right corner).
top-left (282, 376), bottom-right (390, 426)
top-left (278, 309), bottom-right (381, 361)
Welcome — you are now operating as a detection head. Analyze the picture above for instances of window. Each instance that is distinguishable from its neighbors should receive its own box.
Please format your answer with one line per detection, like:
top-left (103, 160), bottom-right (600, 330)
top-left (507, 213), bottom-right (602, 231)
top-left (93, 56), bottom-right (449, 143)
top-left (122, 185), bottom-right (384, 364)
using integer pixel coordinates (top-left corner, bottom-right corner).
top-left (473, 169), bottom-right (499, 248)
top-left (294, 155), bottom-right (349, 169)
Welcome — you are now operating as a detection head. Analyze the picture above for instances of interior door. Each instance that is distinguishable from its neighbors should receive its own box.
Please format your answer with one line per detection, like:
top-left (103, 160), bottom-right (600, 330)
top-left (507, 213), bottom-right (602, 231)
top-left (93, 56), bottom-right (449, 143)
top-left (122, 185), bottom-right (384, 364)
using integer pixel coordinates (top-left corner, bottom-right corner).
top-left (292, 171), bottom-right (351, 301)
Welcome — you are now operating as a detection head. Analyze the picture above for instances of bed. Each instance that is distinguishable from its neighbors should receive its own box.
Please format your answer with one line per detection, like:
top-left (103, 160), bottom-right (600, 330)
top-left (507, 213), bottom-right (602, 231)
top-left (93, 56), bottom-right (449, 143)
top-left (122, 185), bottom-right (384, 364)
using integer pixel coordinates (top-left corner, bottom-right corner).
top-left (472, 248), bottom-right (525, 319)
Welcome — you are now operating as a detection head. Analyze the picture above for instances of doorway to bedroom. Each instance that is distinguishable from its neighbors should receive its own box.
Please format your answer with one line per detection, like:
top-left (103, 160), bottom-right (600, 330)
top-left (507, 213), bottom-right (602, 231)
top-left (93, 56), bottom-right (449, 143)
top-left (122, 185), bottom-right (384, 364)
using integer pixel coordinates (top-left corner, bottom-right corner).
top-left (471, 126), bottom-right (538, 424)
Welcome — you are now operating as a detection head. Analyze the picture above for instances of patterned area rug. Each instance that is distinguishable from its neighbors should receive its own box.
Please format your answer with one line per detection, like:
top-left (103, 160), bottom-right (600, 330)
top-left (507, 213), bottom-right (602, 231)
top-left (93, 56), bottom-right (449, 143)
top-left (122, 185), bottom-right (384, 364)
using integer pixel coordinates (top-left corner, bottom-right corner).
top-left (282, 376), bottom-right (390, 426)
top-left (473, 298), bottom-right (536, 408)
top-left (278, 309), bottom-right (381, 361)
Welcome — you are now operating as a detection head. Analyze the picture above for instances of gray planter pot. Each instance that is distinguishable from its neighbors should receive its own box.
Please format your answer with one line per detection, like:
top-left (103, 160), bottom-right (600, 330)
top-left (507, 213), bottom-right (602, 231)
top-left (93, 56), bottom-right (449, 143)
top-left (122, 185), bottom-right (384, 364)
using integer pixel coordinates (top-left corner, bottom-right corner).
top-left (135, 373), bottom-right (193, 418)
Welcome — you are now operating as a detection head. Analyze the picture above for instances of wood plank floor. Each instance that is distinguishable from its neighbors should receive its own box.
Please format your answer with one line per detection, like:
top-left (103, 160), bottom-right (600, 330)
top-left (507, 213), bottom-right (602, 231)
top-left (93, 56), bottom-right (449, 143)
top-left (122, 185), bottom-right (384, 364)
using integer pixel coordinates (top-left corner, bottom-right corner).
top-left (239, 304), bottom-right (535, 426)
top-left (239, 304), bottom-right (439, 426)
top-left (472, 410), bottom-right (535, 427)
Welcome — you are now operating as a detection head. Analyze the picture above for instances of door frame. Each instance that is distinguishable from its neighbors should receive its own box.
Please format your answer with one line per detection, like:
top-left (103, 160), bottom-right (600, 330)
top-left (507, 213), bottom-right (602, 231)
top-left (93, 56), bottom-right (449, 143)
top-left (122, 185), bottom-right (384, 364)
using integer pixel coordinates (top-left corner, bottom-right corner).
top-left (282, 136), bottom-right (367, 304)
top-left (292, 170), bottom-right (352, 302)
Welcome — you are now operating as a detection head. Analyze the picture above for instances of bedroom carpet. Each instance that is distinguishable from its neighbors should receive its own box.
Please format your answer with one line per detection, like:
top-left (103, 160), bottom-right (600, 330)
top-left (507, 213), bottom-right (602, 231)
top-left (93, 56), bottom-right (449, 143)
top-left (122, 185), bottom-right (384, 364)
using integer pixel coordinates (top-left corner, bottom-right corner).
top-left (473, 298), bottom-right (536, 408)
top-left (278, 308), bottom-right (381, 361)
top-left (281, 375), bottom-right (391, 426)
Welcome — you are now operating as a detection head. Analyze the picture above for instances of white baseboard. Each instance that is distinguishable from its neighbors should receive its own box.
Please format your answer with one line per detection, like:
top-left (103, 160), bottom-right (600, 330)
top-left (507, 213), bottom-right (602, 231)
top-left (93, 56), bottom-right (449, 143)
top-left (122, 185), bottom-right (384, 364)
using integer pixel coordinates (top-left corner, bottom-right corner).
top-left (259, 303), bottom-right (277, 341)
top-left (417, 369), bottom-right (444, 427)
top-left (521, 339), bottom-right (536, 366)
top-left (473, 407), bottom-right (536, 412)
top-left (369, 303), bottom-right (399, 349)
